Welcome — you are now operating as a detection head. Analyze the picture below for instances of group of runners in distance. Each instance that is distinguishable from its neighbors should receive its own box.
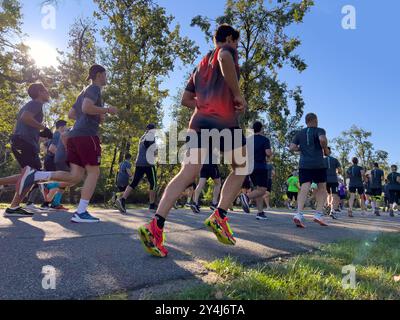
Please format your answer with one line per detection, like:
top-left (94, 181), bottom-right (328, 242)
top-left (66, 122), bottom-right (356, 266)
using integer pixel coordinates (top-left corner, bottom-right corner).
top-left (1, 24), bottom-right (399, 258)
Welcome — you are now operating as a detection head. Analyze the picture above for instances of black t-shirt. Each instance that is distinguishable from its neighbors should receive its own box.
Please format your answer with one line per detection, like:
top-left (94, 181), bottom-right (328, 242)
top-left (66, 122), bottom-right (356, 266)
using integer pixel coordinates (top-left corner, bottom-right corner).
top-left (252, 134), bottom-right (271, 170)
top-left (292, 127), bottom-right (326, 169)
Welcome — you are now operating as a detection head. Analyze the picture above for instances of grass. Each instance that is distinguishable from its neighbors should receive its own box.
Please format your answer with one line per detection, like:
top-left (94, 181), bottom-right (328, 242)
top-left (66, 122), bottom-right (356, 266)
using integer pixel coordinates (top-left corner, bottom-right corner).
top-left (166, 233), bottom-right (400, 300)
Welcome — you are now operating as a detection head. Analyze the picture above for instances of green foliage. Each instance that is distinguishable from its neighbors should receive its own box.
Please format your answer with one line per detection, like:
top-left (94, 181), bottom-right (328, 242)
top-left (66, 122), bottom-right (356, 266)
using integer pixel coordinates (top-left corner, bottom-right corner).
top-left (167, 233), bottom-right (400, 300)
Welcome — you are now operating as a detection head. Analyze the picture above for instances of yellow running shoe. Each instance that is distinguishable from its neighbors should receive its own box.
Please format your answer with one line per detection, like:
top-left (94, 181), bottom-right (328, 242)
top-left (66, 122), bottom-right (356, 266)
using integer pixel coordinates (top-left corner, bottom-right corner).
top-left (205, 210), bottom-right (236, 245)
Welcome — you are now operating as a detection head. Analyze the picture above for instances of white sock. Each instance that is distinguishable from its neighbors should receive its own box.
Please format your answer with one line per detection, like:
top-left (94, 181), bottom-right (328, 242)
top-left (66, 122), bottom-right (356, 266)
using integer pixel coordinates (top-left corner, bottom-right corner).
top-left (371, 201), bottom-right (376, 210)
top-left (77, 199), bottom-right (90, 214)
top-left (34, 171), bottom-right (52, 182)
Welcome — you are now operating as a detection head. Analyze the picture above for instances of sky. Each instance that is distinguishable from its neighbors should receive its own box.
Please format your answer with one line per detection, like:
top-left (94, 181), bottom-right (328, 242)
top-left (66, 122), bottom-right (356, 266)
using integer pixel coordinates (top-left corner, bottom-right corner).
top-left (19, 0), bottom-right (400, 163)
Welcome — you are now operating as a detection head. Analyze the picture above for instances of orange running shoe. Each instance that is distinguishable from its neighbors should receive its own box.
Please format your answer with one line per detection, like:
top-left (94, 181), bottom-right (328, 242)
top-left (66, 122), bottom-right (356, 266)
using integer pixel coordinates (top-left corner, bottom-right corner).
top-left (138, 218), bottom-right (168, 257)
top-left (205, 210), bottom-right (236, 245)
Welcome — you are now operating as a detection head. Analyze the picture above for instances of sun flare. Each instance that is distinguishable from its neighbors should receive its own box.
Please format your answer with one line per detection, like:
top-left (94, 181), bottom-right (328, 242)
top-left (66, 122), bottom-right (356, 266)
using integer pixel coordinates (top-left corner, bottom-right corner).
top-left (26, 40), bottom-right (59, 68)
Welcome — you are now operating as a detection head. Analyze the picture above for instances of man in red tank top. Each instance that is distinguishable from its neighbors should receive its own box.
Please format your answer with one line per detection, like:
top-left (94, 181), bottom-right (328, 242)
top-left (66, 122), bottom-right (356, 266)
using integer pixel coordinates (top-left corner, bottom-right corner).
top-left (138, 24), bottom-right (249, 257)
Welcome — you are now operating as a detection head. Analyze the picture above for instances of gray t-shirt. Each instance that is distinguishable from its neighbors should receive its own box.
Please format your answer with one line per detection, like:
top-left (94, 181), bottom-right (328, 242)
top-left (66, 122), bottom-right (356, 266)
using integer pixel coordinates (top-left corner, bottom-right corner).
top-left (45, 131), bottom-right (61, 160)
top-left (117, 160), bottom-right (132, 187)
top-left (324, 156), bottom-right (341, 183)
top-left (69, 85), bottom-right (103, 137)
top-left (13, 100), bottom-right (44, 153)
top-left (136, 131), bottom-right (156, 167)
top-left (54, 133), bottom-right (67, 164)
top-left (347, 165), bottom-right (364, 187)
top-left (292, 127), bottom-right (326, 169)
top-left (370, 168), bottom-right (384, 189)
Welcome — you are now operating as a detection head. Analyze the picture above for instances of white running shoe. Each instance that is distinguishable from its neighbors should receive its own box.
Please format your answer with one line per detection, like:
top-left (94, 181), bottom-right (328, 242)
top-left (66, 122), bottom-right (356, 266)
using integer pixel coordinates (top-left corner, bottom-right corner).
top-left (313, 212), bottom-right (328, 226)
top-left (293, 213), bottom-right (305, 228)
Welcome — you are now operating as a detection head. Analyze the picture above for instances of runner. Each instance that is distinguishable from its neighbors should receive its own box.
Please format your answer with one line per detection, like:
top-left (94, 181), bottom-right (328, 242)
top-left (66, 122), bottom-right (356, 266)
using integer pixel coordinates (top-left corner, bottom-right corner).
top-left (289, 113), bottom-right (329, 228)
top-left (40, 120), bottom-right (68, 210)
top-left (239, 121), bottom-right (273, 220)
top-left (383, 179), bottom-right (390, 212)
top-left (263, 160), bottom-right (275, 210)
top-left (346, 157), bottom-right (367, 217)
top-left (113, 154), bottom-right (133, 204)
top-left (2, 83), bottom-right (52, 217)
top-left (286, 171), bottom-right (299, 210)
top-left (324, 147), bottom-right (341, 219)
top-left (338, 178), bottom-right (347, 210)
top-left (369, 162), bottom-right (384, 216)
top-left (137, 24), bottom-right (248, 257)
top-left (190, 164), bottom-right (222, 214)
top-left (386, 165), bottom-right (400, 217)
top-left (115, 124), bottom-right (158, 214)
top-left (15, 64), bottom-right (118, 223)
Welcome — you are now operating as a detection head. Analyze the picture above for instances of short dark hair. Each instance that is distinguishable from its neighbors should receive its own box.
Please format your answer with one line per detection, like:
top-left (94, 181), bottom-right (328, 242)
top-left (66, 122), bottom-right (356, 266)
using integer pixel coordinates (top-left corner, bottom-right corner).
top-left (146, 123), bottom-right (156, 130)
top-left (305, 113), bottom-right (318, 124)
top-left (391, 164), bottom-right (398, 171)
top-left (125, 153), bottom-right (132, 160)
top-left (87, 64), bottom-right (106, 81)
top-left (252, 121), bottom-right (263, 133)
top-left (214, 24), bottom-right (240, 43)
top-left (373, 162), bottom-right (379, 168)
top-left (55, 120), bottom-right (67, 129)
top-left (352, 157), bottom-right (359, 165)
top-left (28, 83), bottom-right (47, 99)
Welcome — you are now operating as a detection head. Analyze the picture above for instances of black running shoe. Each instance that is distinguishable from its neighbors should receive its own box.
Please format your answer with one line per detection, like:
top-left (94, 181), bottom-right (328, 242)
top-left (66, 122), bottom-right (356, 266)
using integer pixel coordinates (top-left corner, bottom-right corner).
top-left (329, 212), bottom-right (338, 220)
top-left (115, 198), bottom-right (126, 214)
top-left (189, 203), bottom-right (200, 214)
top-left (4, 207), bottom-right (34, 217)
top-left (16, 166), bottom-right (36, 196)
top-left (239, 193), bottom-right (250, 213)
top-left (256, 212), bottom-right (268, 221)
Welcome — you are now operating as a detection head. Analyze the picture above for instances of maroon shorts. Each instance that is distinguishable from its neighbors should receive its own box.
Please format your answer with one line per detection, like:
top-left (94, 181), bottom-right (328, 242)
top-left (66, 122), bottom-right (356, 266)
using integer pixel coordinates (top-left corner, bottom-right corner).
top-left (67, 136), bottom-right (101, 168)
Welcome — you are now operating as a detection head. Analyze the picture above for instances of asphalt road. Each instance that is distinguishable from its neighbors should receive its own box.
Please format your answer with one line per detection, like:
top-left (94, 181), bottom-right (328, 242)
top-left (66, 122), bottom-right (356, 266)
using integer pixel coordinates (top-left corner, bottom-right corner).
top-left (0, 206), bottom-right (399, 299)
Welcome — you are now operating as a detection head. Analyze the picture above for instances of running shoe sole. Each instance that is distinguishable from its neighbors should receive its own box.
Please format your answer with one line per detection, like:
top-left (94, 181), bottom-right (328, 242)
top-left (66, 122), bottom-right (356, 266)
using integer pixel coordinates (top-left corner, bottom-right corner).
top-left (71, 216), bottom-right (100, 223)
top-left (293, 217), bottom-right (305, 228)
top-left (240, 194), bottom-right (250, 213)
top-left (256, 216), bottom-right (268, 221)
top-left (4, 212), bottom-right (34, 218)
top-left (17, 167), bottom-right (34, 196)
top-left (115, 199), bottom-right (126, 214)
top-left (204, 218), bottom-right (235, 245)
top-left (313, 218), bottom-right (328, 226)
top-left (138, 226), bottom-right (166, 257)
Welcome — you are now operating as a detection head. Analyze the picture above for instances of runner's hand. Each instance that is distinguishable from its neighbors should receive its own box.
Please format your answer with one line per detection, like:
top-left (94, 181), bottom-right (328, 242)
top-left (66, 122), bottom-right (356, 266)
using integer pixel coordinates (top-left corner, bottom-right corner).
top-left (107, 106), bottom-right (118, 115)
top-left (234, 95), bottom-right (247, 113)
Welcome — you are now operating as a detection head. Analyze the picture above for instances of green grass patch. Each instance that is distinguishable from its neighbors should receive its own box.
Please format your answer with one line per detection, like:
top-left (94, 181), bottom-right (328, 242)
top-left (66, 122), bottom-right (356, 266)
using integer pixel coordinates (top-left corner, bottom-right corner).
top-left (167, 233), bottom-right (400, 300)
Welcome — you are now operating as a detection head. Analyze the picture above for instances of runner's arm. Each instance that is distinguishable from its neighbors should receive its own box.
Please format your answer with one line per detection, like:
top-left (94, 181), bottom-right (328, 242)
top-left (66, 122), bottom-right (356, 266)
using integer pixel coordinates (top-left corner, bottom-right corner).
top-left (218, 50), bottom-right (246, 112)
top-left (289, 143), bottom-right (300, 152)
top-left (181, 90), bottom-right (197, 109)
top-left (82, 98), bottom-right (117, 115)
top-left (20, 111), bottom-right (45, 130)
top-left (48, 144), bottom-right (57, 154)
top-left (68, 108), bottom-right (77, 120)
top-left (319, 135), bottom-right (329, 155)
